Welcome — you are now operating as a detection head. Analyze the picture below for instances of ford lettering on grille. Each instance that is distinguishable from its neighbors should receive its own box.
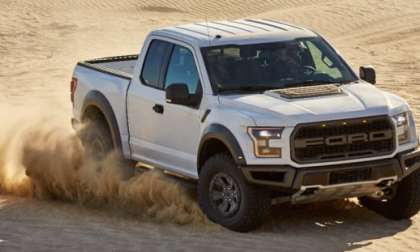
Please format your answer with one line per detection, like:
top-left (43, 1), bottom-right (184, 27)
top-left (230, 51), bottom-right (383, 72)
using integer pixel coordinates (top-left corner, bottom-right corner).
top-left (291, 116), bottom-right (395, 163)
top-left (295, 130), bottom-right (393, 148)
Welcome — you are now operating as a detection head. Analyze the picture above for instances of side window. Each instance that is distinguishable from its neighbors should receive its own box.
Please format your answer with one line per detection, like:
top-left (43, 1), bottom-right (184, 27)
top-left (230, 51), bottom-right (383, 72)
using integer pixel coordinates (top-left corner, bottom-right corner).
top-left (164, 45), bottom-right (200, 94)
top-left (141, 40), bottom-right (172, 89)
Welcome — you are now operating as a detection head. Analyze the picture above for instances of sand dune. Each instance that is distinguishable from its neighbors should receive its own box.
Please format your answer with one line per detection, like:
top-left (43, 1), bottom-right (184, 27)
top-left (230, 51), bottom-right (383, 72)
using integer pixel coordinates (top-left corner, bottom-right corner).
top-left (1, 0), bottom-right (420, 251)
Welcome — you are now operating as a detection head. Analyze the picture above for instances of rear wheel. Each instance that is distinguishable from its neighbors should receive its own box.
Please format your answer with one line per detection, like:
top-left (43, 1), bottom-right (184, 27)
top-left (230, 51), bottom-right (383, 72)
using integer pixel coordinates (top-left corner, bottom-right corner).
top-left (79, 121), bottom-right (113, 161)
top-left (359, 169), bottom-right (420, 219)
top-left (198, 153), bottom-right (271, 232)
top-left (78, 119), bottom-right (135, 178)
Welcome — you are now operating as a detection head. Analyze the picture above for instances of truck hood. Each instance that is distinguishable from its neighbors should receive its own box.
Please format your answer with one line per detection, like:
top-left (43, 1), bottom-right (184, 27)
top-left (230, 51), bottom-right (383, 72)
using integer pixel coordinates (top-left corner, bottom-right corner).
top-left (218, 82), bottom-right (409, 126)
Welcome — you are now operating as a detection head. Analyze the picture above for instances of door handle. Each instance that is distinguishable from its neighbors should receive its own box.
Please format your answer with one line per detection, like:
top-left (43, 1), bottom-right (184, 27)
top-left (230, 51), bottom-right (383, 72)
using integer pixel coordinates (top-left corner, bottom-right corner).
top-left (153, 104), bottom-right (164, 114)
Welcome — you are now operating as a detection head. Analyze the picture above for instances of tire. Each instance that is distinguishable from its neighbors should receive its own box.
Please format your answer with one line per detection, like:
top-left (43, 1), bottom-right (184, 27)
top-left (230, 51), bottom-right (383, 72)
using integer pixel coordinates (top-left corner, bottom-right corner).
top-left (78, 120), bottom-right (135, 178)
top-left (79, 120), bottom-right (113, 161)
top-left (198, 153), bottom-right (271, 232)
top-left (359, 169), bottom-right (420, 220)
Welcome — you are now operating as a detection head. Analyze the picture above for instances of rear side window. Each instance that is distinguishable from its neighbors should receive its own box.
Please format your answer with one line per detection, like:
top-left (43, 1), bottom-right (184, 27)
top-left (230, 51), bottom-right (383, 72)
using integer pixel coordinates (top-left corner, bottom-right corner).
top-left (141, 40), bottom-right (172, 89)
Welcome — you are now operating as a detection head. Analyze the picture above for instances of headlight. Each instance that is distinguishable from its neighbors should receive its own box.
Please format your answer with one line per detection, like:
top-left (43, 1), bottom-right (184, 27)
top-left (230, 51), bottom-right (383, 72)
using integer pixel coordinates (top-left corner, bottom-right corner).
top-left (394, 112), bottom-right (410, 145)
top-left (248, 127), bottom-right (283, 158)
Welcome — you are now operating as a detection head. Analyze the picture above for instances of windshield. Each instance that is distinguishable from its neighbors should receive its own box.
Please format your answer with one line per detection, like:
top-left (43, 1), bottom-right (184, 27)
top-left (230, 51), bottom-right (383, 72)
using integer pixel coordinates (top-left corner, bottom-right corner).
top-left (201, 37), bottom-right (357, 93)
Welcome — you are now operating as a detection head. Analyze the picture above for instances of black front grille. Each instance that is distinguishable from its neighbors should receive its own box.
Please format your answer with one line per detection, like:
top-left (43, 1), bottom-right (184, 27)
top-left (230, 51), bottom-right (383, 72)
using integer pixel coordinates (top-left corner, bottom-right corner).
top-left (291, 116), bottom-right (395, 163)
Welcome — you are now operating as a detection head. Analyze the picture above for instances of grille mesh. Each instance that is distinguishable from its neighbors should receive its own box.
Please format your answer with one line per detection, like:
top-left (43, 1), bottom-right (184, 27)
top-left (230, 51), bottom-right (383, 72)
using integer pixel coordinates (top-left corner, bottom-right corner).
top-left (329, 168), bottom-right (372, 184)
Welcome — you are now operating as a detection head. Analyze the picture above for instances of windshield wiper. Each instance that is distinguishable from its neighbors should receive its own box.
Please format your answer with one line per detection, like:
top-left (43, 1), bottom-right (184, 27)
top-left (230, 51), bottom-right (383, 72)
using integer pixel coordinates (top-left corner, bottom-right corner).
top-left (286, 79), bottom-right (354, 88)
top-left (284, 80), bottom-right (340, 88)
top-left (218, 85), bottom-right (281, 93)
top-left (288, 80), bottom-right (337, 87)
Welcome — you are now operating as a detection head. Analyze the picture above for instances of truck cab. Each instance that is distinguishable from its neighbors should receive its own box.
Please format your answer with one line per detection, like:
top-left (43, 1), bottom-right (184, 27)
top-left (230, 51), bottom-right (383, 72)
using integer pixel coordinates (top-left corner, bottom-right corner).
top-left (71, 19), bottom-right (420, 232)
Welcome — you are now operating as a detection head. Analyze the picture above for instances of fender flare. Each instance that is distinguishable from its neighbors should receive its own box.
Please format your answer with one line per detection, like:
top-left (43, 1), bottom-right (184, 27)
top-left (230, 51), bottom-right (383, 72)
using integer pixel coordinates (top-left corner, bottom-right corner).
top-left (198, 124), bottom-right (246, 167)
top-left (81, 90), bottom-right (123, 152)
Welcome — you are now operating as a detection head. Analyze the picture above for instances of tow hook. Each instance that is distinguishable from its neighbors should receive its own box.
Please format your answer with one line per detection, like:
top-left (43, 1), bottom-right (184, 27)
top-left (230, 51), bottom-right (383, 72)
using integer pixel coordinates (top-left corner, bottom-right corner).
top-left (369, 190), bottom-right (385, 198)
top-left (370, 179), bottom-right (396, 199)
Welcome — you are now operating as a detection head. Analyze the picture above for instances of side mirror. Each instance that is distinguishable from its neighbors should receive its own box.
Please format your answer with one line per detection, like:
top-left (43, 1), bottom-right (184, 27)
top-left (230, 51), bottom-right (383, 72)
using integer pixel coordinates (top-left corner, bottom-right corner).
top-left (360, 65), bottom-right (376, 84)
top-left (166, 83), bottom-right (199, 106)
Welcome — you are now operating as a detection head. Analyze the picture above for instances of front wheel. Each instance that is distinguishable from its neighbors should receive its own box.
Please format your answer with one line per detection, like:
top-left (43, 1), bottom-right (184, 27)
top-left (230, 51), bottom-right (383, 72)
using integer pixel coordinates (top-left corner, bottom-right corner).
top-left (359, 169), bottom-right (420, 219)
top-left (198, 153), bottom-right (271, 232)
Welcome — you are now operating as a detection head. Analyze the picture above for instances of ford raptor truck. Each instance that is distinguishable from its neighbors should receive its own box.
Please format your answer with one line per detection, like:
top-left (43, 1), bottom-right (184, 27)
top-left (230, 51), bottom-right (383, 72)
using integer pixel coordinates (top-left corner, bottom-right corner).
top-left (70, 19), bottom-right (420, 232)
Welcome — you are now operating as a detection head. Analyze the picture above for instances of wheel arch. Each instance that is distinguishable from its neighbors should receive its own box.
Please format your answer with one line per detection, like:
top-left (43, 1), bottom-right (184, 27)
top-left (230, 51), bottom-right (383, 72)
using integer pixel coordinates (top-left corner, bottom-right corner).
top-left (198, 124), bottom-right (246, 173)
top-left (81, 90), bottom-right (123, 152)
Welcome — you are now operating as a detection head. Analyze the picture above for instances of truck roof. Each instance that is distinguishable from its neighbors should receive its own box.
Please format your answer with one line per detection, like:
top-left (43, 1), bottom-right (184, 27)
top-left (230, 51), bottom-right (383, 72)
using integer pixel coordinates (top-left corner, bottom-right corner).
top-left (152, 19), bottom-right (318, 47)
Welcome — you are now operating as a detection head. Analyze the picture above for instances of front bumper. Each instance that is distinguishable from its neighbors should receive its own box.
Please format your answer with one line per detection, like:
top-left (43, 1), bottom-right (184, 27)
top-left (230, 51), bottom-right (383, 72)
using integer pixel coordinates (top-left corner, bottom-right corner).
top-left (241, 148), bottom-right (420, 191)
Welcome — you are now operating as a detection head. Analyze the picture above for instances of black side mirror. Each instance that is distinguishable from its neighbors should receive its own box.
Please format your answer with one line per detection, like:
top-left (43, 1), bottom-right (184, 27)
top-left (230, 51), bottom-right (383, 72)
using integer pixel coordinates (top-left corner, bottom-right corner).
top-left (166, 83), bottom-right (199, 107)
top-left (360, 65), bottom-right (376, 84)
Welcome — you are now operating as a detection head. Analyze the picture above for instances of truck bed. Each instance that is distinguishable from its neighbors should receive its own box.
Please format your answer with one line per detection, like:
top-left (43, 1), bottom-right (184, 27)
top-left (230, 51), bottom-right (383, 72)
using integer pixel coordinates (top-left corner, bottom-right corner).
top-left (77, 55), bottom-right (138, 80)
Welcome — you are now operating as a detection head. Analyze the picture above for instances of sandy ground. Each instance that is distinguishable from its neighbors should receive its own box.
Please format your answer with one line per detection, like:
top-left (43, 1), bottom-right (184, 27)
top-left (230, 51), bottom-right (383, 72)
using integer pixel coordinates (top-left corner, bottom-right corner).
top-left (1, 0), bottom-right (420, 251)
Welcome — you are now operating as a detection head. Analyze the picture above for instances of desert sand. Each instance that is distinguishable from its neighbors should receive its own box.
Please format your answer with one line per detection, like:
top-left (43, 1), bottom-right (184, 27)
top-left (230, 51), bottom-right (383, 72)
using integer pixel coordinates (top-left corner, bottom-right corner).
top-left (1, 0), bottom-right (420, 251)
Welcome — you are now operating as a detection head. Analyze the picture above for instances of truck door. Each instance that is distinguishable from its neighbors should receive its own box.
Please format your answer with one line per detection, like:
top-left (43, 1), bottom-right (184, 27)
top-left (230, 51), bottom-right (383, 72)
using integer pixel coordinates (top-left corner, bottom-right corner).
top-left (127, 39), bottom-right (203, 178)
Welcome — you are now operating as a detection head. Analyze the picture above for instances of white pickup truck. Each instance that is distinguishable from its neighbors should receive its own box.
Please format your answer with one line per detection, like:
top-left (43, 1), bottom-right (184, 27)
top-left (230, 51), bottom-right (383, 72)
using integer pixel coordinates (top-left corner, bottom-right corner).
top-left (71, 19), bottom-right (420, 232)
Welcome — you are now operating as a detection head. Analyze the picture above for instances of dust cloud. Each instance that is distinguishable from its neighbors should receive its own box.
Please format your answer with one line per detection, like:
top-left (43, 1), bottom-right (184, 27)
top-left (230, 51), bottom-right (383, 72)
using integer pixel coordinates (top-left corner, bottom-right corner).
top-left (0, 109), bottom-right (208, 226)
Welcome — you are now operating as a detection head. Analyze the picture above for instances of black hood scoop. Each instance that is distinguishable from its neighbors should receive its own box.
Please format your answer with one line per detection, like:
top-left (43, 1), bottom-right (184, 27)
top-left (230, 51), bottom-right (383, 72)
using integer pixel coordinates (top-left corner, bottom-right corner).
top-left (267, 84), bottom-right (343, 99)
top-left (266, 84), bottom-right (343, 99)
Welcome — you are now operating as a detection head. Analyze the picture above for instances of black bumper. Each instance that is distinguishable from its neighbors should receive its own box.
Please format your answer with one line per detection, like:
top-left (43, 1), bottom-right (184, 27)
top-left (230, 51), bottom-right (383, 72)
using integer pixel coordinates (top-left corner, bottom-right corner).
top-left (241, 148), bottom-right (420, 190)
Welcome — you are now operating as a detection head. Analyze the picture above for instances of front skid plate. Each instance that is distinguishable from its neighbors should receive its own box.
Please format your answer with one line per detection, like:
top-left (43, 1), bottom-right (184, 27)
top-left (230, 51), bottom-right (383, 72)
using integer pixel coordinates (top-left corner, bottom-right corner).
top-left (290, 176), bottom-right (397, 204)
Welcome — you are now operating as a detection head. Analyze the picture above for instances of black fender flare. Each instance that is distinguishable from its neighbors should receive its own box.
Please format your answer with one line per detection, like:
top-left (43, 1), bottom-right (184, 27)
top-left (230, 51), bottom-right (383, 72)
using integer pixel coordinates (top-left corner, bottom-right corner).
top-left (198, 124), bottom-right (246, 167)
top-left (81, 90), bottom-right (123, 152)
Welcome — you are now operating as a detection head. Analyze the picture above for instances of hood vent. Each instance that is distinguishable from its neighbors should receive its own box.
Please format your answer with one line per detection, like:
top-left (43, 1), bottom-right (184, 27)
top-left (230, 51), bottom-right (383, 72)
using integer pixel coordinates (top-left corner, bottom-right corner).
top-left (268, 84), bottom-right (343, 99)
